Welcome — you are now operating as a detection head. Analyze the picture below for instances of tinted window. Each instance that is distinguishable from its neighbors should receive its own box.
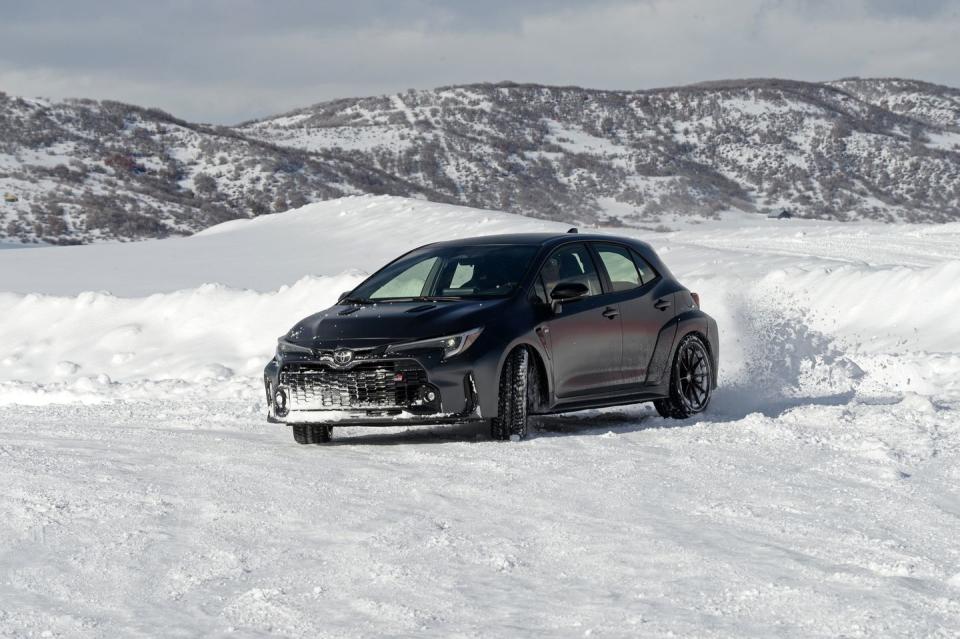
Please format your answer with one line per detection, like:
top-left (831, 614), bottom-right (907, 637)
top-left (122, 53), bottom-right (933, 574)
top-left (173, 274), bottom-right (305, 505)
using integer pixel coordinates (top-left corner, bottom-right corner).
top-left (354, 245), bottom-right (538, 300)
top-left (630, 250), bottom-right (659, 285)
top-left (540, 243), bottom-right (603, 297)
top-left (595, 244), bottom-right (641, 291)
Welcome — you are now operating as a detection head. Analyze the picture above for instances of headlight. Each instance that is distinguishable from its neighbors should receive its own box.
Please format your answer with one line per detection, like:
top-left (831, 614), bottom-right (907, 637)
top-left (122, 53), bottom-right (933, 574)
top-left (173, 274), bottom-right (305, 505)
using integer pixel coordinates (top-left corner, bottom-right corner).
top-left (276, 339), bottom-right (313, 357)
top-left (386, 328), bottom-right (483, 360)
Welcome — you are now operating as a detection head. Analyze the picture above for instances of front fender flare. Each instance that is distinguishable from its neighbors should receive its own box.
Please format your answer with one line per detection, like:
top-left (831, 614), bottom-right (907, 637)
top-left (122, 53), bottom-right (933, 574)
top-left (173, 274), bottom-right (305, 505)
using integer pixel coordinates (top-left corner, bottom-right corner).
top-left (474, 334), bottom-right (550, 419)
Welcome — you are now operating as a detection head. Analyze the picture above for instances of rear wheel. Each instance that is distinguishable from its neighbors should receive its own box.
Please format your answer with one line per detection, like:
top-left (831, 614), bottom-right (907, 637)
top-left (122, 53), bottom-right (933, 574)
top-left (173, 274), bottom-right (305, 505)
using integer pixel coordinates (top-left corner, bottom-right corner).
top-left (490, 348), bottom-right (537, 441)
top-left (654, 334), bottom-right (712, 419)
top-left (292, 424), bottom-right (332, 445)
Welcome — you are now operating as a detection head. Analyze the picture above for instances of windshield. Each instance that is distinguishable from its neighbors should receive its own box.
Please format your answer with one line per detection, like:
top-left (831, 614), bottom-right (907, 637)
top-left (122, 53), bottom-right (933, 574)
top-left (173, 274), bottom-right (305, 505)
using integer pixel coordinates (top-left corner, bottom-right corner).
top-left (349, 244), bottom-right (539, 301)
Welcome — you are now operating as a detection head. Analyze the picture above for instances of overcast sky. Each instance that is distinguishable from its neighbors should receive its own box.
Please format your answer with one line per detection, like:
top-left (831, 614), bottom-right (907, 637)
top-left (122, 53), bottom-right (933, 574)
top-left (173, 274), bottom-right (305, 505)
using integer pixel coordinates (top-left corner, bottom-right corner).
top-left (0, 0), bottom-right (958, 124)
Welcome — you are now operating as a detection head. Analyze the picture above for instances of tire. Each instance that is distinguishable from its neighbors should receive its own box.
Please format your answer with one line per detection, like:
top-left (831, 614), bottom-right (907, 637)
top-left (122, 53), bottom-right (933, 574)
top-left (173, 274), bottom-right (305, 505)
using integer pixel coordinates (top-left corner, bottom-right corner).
top-left (490, 348), bottom-right (534, 441)
top-left (654, 334), bottom-right (713, 419)
top-left (292, 424), bottom-right (332, 445)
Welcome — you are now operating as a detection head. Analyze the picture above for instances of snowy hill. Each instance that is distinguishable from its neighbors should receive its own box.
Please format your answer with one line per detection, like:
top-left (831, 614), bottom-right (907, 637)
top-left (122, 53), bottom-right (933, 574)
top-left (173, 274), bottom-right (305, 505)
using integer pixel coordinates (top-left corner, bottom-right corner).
top-left (829, 77), bottom-right (960, 129)
top-left (2, 78), bottom-right (960, 245)
top-left (0, 95), bottom-right (439, 244)
top-left (1, 195), bottom-right (959, 635)
top-left (244, 79), bottom-right (960, 225)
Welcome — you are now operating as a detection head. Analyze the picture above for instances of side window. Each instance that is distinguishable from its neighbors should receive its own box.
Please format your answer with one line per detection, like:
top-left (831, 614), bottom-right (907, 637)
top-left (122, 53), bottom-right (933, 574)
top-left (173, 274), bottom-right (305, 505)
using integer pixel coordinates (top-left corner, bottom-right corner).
top-left (449, 263), bottom-right (474, 288)
top-left (595, 244), bottom-right (641, 291)
top-left (630, 250), bottom-right (659, 285)
top-left (539, 243), bottom-right (603, 297)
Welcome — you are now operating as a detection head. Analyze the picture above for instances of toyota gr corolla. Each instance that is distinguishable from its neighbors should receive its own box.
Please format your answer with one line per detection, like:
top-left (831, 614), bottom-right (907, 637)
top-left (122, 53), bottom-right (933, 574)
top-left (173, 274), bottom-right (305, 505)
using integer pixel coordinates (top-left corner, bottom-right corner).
top-left (264, 231), bottom-right (719, 444)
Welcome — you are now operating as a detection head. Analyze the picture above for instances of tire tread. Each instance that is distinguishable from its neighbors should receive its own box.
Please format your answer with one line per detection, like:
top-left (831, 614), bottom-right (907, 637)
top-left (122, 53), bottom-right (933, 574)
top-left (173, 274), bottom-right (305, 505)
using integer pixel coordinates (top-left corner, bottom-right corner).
top-left (292, 424), bottom-right (332, 444)
top-left (491, 348), bottom-right (530, 440)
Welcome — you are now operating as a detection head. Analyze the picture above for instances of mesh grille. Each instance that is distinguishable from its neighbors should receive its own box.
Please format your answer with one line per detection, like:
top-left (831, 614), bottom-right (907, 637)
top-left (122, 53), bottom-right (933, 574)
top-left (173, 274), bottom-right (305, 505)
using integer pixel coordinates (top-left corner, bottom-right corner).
top-left (280, 362), bottom-right (428, 410)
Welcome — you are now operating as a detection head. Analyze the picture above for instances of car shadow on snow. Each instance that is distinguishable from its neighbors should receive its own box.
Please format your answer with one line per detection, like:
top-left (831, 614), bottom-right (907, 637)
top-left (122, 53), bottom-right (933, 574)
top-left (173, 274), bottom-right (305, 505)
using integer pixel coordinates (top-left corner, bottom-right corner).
top-left (323, 420), bottom-right (487, 446)
top-left (322, 408), bottom-right (689, 446)
top-left (529, 409), bottom-right (682, 438)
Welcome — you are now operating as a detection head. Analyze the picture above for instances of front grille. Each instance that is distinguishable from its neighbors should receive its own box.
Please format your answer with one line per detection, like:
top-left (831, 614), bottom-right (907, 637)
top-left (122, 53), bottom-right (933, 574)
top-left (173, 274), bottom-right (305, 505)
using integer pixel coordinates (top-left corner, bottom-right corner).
top-left (280, 361), bottom-right (428, 410)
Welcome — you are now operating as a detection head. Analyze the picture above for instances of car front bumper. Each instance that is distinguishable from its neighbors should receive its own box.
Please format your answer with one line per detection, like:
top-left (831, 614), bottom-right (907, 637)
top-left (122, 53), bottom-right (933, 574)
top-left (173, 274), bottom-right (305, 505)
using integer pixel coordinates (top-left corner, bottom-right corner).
top-left (263, 351), bottom-right (483, 426)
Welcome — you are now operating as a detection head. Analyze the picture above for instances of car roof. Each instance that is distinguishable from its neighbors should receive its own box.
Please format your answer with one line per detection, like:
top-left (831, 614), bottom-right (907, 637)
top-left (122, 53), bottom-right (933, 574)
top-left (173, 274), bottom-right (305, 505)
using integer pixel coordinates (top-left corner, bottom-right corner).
top-left (423, 232), bottom-right (673, 282)
top-left (427, 232), bottom-right (650, 250)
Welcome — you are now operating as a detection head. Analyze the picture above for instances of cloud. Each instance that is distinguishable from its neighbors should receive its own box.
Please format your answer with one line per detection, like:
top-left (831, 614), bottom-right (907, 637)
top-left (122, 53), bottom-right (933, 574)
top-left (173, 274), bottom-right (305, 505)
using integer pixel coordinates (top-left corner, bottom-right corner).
top-left (0, 0), bottom-right (957, 123)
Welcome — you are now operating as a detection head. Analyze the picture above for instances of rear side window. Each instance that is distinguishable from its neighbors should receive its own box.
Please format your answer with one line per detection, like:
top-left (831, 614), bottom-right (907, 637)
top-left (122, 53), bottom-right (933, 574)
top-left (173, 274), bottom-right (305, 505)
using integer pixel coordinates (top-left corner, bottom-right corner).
top-left (595, 244), bottom-right (641, 291)
top-left (630, 250), bottom-right (659, 285)
top-left (540, 243), bottom-right (603, 297)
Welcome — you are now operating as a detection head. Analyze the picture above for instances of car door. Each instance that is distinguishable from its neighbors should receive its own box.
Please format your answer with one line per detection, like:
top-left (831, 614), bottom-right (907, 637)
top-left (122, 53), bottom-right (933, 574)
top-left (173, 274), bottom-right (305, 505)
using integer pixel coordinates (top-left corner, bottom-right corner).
top-left (591, 242), bottom-right (667, 386)
top-left (538, 242), bottom-right (623, 398)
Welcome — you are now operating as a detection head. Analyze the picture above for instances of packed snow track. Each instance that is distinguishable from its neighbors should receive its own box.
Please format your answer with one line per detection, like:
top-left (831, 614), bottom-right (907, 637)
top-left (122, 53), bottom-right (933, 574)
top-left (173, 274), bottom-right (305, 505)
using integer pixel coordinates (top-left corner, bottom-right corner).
top-left (1, 197), bottom-right (958, 637)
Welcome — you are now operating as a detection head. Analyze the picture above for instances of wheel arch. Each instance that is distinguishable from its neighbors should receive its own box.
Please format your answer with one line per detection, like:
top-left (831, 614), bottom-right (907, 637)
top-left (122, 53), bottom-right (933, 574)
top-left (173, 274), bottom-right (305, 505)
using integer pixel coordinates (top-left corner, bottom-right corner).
top-left (667, 309), bottom-right (719, 390)
top-left (482, 337), bottom-right (551, 418)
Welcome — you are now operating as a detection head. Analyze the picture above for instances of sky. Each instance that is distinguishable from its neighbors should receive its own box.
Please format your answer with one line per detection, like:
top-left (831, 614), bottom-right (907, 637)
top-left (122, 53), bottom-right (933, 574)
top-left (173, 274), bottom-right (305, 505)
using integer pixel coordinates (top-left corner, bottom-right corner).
top-left (0, 0), bottom-right (958, 124)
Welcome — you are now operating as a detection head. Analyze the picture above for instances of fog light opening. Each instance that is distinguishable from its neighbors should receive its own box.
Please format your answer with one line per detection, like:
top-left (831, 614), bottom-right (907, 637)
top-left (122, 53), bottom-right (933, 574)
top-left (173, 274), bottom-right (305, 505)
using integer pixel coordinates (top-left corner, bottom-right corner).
top-left (416, 385), bottom-right (440, 408)
top-left (274, 388), bottom-right (288, 416)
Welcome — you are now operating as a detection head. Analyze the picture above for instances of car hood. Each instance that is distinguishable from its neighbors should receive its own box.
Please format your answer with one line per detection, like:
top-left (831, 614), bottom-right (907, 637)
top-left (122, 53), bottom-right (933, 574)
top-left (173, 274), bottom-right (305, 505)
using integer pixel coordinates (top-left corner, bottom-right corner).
top-left (285, 299), bottom-right (507, 349)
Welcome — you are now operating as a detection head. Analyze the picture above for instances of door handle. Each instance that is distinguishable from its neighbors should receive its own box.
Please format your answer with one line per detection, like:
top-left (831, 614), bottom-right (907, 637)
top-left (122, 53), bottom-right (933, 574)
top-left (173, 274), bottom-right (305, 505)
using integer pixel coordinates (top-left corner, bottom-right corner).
top-left (654, 298), bottom-right (672, 311)
top-left (602, 307), bottom-right (619, 319)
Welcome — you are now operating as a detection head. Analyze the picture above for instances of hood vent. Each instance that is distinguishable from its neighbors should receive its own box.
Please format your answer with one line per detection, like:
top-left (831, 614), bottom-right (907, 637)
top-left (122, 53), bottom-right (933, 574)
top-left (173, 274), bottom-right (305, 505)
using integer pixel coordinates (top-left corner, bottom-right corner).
top-left (406, 304), bottom-right (436, 314)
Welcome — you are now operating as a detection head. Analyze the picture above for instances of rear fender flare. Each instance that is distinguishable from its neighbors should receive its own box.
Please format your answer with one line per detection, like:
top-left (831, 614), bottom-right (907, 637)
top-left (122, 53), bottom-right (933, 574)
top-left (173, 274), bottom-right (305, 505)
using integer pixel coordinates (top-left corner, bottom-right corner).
top-left (663, 309), bottom-right (718, 389)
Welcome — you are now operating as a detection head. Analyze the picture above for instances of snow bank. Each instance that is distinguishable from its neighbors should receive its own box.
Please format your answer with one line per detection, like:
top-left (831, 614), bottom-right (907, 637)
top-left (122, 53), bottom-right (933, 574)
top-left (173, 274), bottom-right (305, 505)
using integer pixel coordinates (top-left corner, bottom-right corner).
top-left (0, 273), bottom-right (361, 400)
top-left (1, 194), bottom-right (958, 411)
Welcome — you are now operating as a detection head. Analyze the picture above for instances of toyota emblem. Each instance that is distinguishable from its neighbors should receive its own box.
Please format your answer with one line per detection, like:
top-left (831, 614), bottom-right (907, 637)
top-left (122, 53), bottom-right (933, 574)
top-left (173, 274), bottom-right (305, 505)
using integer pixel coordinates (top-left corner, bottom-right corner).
top-left (332, 349), bottom-right (354, 366)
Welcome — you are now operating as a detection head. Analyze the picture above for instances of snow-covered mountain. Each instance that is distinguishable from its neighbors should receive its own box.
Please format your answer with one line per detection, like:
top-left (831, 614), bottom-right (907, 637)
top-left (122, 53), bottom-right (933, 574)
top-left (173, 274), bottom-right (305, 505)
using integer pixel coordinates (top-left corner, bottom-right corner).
top-left (829, 77), bottom-right (960, 129)
top-left (2, 78), bottom-right (960, 244)
top-left (0, 95), bottom-right (439, 244)
top-left (244, 79), bottom-right (960, 225)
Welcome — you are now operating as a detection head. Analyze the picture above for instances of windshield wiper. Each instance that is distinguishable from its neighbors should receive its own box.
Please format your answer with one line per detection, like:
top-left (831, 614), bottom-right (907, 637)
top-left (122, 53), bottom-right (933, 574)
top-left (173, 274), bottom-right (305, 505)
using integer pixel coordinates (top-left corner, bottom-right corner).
top-left (340, 297), bottom-right (372, 305)
top-left (358, 296), bottom-right (467, 303)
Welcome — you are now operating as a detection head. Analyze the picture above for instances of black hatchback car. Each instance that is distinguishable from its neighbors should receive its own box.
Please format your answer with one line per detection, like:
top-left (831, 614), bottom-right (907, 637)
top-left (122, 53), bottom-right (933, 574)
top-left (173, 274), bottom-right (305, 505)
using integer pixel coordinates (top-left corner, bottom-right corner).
top-left (264, 231), bottom-right (718, 444)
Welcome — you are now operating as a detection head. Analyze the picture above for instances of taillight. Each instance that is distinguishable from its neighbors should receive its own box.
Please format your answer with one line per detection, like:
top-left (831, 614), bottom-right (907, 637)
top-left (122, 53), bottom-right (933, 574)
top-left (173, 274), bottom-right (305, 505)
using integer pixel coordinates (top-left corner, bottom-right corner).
top-left (690, 292), bottom-right (700, 309)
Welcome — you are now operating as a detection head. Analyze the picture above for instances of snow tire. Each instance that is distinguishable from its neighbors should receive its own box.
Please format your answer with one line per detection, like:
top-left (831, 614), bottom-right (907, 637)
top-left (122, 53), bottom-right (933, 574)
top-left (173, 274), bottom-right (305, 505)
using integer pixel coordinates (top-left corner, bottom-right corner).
top-left (292, 424), bottom-right (333, 445)
top-left (490, 347), bottom-right (532, 441)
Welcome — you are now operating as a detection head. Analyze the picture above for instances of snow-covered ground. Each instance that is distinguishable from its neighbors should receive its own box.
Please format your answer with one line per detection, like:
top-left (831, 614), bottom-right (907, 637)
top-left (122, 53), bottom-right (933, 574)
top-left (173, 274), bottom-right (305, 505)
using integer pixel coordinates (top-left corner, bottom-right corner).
top-left (1, 196), bottom-right (959, 637)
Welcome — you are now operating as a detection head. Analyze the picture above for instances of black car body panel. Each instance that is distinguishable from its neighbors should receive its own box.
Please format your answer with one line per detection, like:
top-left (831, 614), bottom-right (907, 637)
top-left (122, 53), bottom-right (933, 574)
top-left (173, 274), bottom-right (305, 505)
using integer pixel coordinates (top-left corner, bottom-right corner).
top-left (264, 232), bottom-right (719, 427)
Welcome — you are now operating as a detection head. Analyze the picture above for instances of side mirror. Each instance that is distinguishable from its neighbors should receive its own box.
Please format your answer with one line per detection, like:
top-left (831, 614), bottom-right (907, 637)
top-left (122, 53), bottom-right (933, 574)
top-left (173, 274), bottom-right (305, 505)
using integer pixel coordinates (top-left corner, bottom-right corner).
top-left (549, 281), bottom-right (589, 312)
top-left (337, 290), bottom-right (352, 303)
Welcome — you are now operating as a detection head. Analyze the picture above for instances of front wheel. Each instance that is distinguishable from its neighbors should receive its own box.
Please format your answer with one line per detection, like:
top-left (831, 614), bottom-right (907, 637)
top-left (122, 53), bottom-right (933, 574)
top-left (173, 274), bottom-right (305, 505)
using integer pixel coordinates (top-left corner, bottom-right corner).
top-left (292, 424), bottom-right (332, 445)
top-left (490, 348), bottom-right (536, 441)
top-left (654, 334), bottom-right (713, 419)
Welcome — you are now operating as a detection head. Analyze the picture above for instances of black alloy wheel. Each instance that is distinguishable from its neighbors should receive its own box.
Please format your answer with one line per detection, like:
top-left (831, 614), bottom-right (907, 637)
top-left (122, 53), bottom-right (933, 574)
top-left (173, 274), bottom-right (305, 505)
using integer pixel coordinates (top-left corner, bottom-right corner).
top-left (654, 334), bottom-right (712, 419)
